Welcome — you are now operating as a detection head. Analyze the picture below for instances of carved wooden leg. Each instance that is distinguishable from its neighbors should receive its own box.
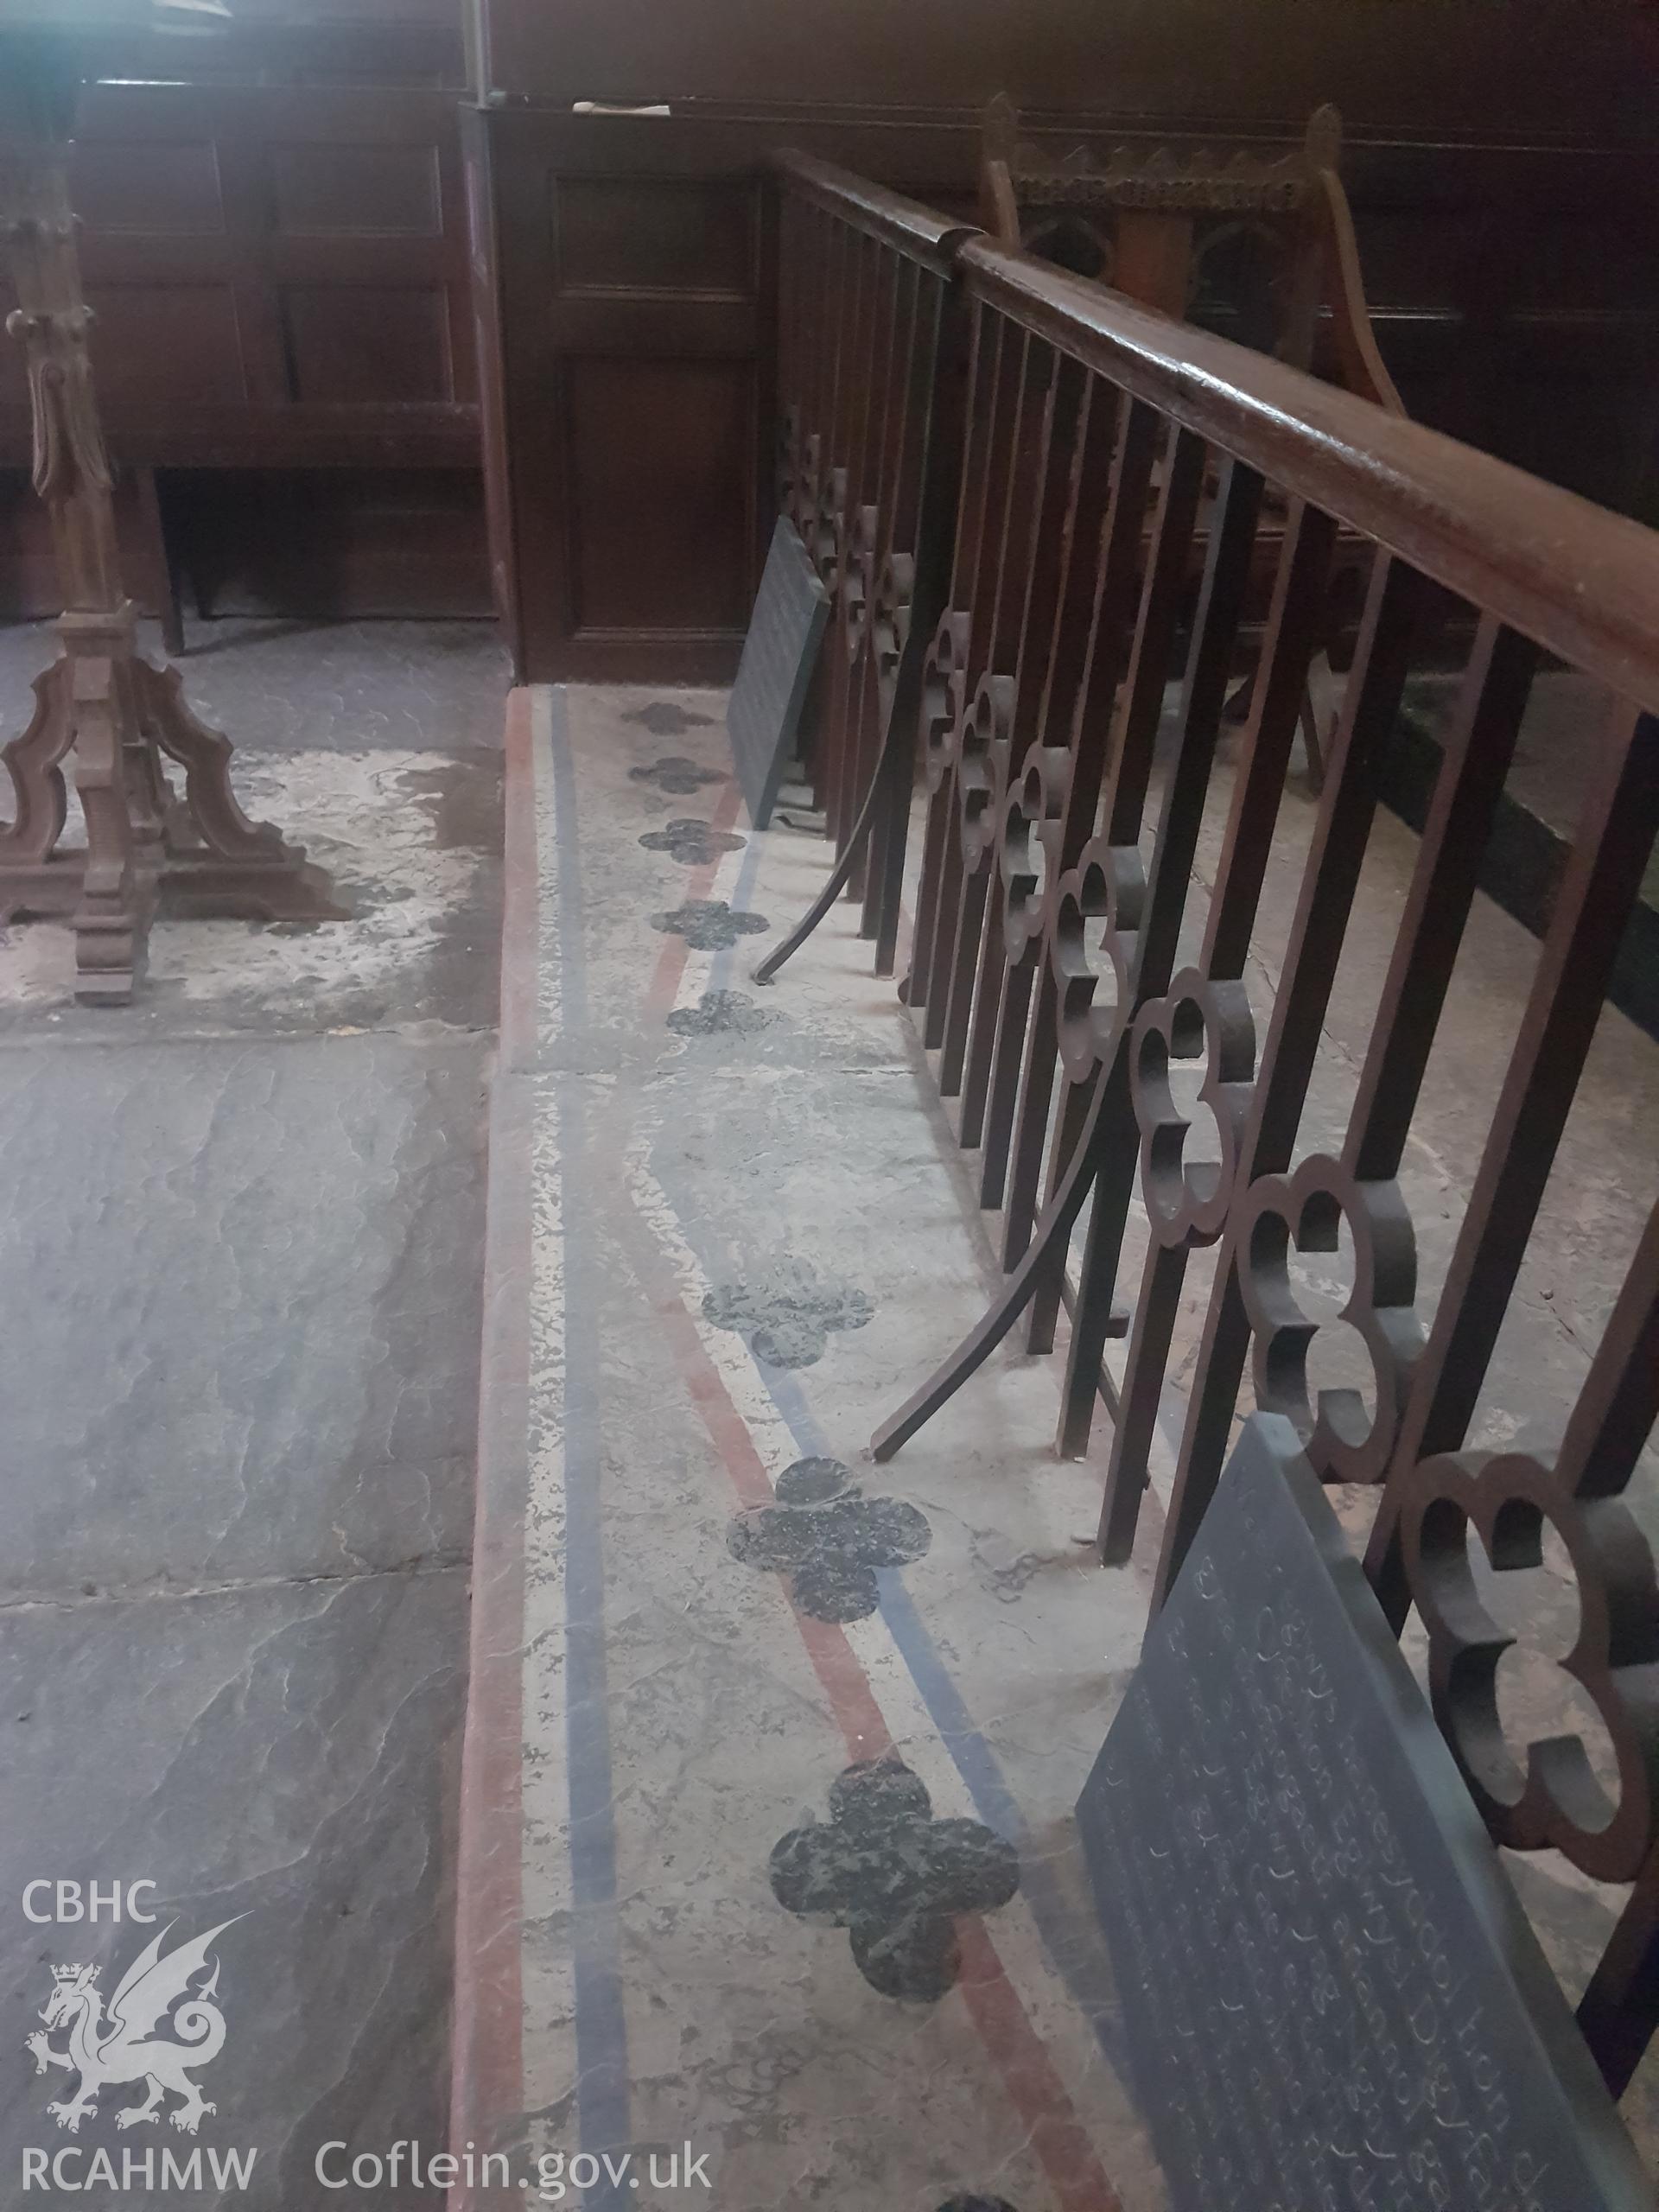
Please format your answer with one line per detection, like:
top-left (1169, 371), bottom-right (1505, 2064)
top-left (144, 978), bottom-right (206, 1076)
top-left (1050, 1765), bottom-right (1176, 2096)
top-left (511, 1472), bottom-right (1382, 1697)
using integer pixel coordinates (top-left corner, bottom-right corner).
top-left (67, 642), bottom-right (145, 1003)
top-left (134, 658), bottom-right (282, 859)
top-left (0, 608), bottom-right (156, 953)
top-left (133, 464), bottom-right (185, 658)
top-left (131, 659), bottom-right (349, 922)
top-left (1, 54), bottom-right (345, 982)
top-left (0, 655), bottom-right (71, 866)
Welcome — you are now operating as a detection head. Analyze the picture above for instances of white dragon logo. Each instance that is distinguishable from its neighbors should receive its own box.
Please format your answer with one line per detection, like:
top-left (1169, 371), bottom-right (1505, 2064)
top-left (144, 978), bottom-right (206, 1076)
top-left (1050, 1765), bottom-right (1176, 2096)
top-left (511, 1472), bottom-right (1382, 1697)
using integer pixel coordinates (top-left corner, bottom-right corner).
top-left (25, 1919), bottom-right (240, 2137)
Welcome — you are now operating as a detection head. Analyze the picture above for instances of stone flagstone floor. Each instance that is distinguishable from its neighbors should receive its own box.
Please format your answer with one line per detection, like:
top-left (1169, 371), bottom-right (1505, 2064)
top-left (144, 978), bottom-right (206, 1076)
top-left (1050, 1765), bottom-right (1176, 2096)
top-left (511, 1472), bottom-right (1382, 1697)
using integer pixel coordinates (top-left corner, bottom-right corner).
top-left (454, 675), bottom-right (1659, 2212)
top-left (452, 685), bottom-right (1167, 2212)
top-left (0, 616), bottom-right (506, 2210)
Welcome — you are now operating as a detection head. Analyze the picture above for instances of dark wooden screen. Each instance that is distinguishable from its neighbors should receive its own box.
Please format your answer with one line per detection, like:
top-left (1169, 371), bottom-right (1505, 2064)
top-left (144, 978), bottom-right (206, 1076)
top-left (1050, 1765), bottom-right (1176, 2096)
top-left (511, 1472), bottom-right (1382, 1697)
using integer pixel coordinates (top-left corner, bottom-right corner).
top-left (469, 104), bottom-right (1659, 683)
top-left (469, 110), bottom-right (789, 683)
top-left (0, 19), bottom-right (486, 626)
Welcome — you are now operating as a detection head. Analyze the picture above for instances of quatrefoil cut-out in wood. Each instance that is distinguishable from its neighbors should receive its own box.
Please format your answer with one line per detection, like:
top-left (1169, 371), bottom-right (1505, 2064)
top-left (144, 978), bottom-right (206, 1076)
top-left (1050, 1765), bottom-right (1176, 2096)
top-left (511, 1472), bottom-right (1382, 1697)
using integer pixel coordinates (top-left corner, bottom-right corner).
top-left (1131, 969), bottom-right (1255, 1246)
top-left (1236, 1157), bottom-right (1422, 1484)
top-left (920, 611), bottom-right (971, 792)
top-left (1395, 1448), bottom-right (1659, 1885)
top-left (839, 499), bottom-right (880, 661)
top-left (998, 744), bottom-right (1069, 968)
top-left (873, 551), bottom-right (915, 702)
top-left (957, 671), bottom-right (1014, 866)
top-left (1051, 834), bottom-right (1144, 1084)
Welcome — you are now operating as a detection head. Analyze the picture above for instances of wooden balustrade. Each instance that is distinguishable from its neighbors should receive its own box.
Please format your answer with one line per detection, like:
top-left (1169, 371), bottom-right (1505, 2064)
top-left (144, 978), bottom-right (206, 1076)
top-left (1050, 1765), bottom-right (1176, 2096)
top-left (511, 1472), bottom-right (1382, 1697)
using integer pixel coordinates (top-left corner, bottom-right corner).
top-left (760, 156), bottom-right (975, 979)
top-left (764, 151), bottom-right (1659, 2094)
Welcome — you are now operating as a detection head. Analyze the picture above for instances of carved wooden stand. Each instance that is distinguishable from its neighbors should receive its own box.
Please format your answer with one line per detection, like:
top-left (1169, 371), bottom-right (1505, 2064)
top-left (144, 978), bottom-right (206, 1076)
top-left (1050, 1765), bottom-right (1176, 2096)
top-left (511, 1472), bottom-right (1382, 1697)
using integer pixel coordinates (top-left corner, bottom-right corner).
top-left (0, 29), bottom-right (342, 1005)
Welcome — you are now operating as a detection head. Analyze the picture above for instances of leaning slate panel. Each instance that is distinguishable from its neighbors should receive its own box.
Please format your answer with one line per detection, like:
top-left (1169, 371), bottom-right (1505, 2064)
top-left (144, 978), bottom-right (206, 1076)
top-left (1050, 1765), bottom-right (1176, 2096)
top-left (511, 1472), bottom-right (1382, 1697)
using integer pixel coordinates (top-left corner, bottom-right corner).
top-left (728, 515), bottom-right (829, 830)
top-left (1077, 1414), bottom-right (1650, 2212)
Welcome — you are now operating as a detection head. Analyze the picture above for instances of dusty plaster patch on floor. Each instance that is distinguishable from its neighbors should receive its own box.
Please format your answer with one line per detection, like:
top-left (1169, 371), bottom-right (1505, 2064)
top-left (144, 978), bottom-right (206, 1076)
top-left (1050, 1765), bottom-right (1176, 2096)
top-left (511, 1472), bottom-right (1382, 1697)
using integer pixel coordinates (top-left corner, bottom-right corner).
top-left (0, 749), bottom-right (485, 1021)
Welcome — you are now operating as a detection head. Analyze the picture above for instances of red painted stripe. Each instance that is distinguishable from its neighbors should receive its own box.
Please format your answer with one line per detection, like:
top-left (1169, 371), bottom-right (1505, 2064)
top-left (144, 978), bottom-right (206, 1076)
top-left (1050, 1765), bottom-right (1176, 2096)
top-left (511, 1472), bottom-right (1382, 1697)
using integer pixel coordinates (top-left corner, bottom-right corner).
top-left (497, 688), bottom-right (539, 1071)
top-left (448, 690), bottom-right (536, 2210)
top-left (635, 1253), bottom-right (892, 1762)
top-left (957, 1919), bottom-right (1127, 2212)
top-left (459, 699), bottom-right (1125, 2211)
top-left (617, 1185), bottom-right (1127, 2211)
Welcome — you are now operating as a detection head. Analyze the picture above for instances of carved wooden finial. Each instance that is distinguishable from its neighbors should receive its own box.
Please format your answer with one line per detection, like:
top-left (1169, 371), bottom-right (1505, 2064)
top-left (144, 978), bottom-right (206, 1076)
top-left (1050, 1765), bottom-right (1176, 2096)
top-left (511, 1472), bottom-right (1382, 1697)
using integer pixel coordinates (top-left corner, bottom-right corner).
top-left (983, 91), bottom-right (1018, 164)
top-left (1305, 102), bottom-right (1343, 173)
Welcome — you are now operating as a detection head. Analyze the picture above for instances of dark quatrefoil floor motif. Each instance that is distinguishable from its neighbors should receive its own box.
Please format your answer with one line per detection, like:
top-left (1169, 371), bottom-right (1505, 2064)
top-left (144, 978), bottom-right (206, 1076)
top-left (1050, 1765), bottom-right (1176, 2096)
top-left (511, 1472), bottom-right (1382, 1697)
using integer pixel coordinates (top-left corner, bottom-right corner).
top-left (651, 900), bottom-right (770, 951)
top-left (1236, 1157), bottom-right (1422, 1484)
top-left (629, 753), bottom-right (725, 794)
top-left (639, 818), bottom-right (747, 867)
top-left (664, 989), bottom-right (779, 1038)
top-left (728, 1457), bottom-right (930, 1621)
top-left (702, 1257), bottom-right (874, 1369)
top-left (769, 1755), bottom-right (1020, 2001)
top-left (1396, 1447), bottom-right (1659, 1885)
top-left (624, 702), bottom-right (715, 739)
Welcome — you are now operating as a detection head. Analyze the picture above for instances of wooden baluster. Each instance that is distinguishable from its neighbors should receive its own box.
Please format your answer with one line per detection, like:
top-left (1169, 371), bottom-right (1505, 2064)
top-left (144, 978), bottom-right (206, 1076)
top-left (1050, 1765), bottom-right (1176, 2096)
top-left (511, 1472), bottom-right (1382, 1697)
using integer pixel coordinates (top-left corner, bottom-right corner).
top-left (1052, 424), bottom-right (1207, 1455)
top-left (1089, 493), bottom-right (1338, 1558)
top-left (872, 268), bottom-right (968, 975)
top-left (1026, 411), bottom-right (1199, 1357)
top-left (925, 313), bottom-right (1014, 1055)
top-left (958, 337), bottom-right (1065, 1148)
top-left (1146, 546), bottom-right (1432, 1599)
top-left (1563, 1202), bottom-right (1659, 2091)
top-left (861, 257), bottom-right (927, 946)
top-left (976, 351), bottom-right (1091, 1203)
top-left (905, 296), bottom-right (989, 1020)
top-left (871, 422), bottom-right (1241, 1469)
top-left (938, 325), bottom-right (1032, 1098)
top-left (830, 232), bottom-right (876, 878)
top-left (823, 228), bottom-right (873, 850)
top-left (1363, 691), bottom-right (1659, 1623)
top-left (844, 245), bottom-right (907, 906)
top-left (999, 382), bottom-right (1135, 1269)
top-left (756, 256), bottom-right (969, 991)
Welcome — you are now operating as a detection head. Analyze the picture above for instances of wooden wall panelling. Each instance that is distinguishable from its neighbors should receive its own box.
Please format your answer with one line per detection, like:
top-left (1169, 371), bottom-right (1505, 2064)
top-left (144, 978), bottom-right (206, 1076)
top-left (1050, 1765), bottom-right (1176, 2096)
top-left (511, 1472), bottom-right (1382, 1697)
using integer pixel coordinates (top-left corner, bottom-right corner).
top-left (474, 108), bottom-right (1659, 682)
top-left (171, 466), bottom-right (493, 620)
top-left (474, 0), bottom-right (1659, 142)
top-left (485, 111), bottom-right (774, 681)
top-left (0, 63), bottom-right (487, 625)
top-left (460, 102), bottom-right (523, 664)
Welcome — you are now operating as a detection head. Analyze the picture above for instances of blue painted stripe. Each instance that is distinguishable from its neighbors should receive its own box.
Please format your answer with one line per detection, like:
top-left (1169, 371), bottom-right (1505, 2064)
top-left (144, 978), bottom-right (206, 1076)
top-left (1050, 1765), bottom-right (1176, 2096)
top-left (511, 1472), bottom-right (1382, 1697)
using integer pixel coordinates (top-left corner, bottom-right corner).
top-left (545, 689), bottom-right (632, 2204)
top-left (683, 820), bottom-right (1128, 2068)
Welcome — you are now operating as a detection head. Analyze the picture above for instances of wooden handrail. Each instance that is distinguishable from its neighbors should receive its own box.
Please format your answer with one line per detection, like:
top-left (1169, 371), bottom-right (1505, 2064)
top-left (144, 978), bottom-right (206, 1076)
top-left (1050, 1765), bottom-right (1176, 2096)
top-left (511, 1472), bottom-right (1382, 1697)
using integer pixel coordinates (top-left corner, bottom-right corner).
top-left (773, 149), bottom-right (980, 276)
top-left (778, 141), bottom-right (1659, 713)
top-left (962, 235), bottom-right (1659, 713)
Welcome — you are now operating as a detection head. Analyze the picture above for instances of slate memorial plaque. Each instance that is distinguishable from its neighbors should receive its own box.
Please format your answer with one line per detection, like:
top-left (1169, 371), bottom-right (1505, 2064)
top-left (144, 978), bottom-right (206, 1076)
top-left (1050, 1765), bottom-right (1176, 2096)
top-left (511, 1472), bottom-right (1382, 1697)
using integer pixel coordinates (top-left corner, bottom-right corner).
top-left (1077, 1414), bottom-right (1651, 2212)
top-left (728, 516), bottom-right (830, 829)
